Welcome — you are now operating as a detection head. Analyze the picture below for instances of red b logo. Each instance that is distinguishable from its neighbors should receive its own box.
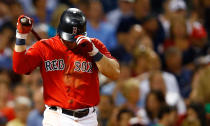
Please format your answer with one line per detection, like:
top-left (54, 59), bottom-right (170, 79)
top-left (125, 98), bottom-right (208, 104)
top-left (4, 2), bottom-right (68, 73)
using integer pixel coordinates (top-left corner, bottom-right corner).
top-left (73, 27), bottom-right (77, 34)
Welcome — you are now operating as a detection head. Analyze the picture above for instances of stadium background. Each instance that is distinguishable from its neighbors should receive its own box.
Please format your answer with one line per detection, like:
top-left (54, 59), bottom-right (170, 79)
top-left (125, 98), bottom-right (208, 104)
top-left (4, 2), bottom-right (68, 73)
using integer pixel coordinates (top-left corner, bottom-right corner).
top-left (0, 0), bottom-right (210, 126)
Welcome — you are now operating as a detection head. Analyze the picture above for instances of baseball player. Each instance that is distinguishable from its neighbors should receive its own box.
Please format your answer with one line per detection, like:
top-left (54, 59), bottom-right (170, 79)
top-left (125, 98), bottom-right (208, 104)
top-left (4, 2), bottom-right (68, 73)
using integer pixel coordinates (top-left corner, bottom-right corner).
top-left (13, 8), bottom-right (120, 126)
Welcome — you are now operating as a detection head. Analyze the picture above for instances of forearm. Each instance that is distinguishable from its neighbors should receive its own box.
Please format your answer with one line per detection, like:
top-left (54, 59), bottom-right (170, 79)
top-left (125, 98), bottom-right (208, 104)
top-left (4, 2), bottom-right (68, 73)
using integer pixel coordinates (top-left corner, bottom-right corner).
top-left (15, 45), bottom-right (26, 52)
top-left (95, 55), bottom-right (120, 80)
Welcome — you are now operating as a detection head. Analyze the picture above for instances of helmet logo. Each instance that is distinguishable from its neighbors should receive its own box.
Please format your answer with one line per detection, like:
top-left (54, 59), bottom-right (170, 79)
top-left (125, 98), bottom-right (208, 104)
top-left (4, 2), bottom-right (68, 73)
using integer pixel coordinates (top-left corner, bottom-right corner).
top-left (73, 27), bottom-right (77, 34)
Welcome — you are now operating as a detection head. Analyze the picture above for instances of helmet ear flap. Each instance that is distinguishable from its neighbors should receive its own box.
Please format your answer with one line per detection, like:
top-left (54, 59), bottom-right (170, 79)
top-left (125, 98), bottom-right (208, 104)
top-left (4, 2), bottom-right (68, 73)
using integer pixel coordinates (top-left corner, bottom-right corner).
top-left (57, 8), bottom-right (87, 42)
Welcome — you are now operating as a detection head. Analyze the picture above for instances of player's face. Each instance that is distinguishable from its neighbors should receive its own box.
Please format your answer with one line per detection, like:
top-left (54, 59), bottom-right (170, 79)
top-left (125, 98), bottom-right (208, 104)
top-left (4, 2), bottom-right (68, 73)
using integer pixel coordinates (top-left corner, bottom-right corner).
top-left (62, 40), bottom-right (77, 50)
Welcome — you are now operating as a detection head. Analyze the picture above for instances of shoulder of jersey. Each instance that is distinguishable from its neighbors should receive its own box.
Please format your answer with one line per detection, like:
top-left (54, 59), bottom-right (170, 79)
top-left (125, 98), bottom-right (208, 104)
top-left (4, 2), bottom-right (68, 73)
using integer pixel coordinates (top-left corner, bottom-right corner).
top-left (38, 37), bottom-right (55, 45)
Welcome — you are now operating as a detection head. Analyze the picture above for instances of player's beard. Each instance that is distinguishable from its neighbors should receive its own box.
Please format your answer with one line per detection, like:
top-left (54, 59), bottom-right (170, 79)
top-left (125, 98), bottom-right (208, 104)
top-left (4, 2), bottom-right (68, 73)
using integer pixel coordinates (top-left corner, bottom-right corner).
top-left (62, 40), bottom-right (78, 50)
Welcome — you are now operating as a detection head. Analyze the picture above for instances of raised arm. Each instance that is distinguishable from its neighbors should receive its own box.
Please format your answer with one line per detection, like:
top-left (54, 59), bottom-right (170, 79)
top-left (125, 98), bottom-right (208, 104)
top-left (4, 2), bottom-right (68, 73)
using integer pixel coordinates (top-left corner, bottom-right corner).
top-left (13, 15), bottom-right (41, 74)
top-left (15, 15), bottom-right (33, 52)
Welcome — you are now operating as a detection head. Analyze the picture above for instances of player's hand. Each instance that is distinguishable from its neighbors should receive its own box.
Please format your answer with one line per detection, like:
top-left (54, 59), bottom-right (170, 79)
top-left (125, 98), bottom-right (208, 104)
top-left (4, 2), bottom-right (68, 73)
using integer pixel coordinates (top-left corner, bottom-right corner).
top-left (17, 15), bottom-right (33, 34)
top-left (76, 35), bottom-right (99, 56)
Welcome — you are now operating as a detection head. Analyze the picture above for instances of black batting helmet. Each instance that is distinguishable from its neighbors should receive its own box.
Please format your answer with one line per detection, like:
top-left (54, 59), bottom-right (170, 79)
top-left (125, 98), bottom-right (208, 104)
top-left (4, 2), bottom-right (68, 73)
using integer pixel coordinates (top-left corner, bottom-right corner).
top-left (57, 8), bottom-right (87, 42)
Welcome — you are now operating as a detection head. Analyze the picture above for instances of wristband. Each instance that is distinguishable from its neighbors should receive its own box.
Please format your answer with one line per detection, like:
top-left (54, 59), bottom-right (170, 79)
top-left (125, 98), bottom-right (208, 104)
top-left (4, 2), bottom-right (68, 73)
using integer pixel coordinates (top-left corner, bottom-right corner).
top-left (93, 52), bottom-right (103, 62)
top-left (16, 38), bottom-right (26, 45)
top-left (16, 31), bottom-right (28, 39)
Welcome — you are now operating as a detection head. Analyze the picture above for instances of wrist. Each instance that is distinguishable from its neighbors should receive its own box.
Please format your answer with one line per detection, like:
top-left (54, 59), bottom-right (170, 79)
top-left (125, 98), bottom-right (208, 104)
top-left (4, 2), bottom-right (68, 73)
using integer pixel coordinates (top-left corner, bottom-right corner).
top-left (93, 52), bottom-right (103, 62)
top-left (89, 43), bottom-right (99, 56)
top-left (16, 38), bottom-right (26, 45)
top-left (16, 31), bottom-right (27, 45)
top-left (16, 31), bottom-right (28, 39)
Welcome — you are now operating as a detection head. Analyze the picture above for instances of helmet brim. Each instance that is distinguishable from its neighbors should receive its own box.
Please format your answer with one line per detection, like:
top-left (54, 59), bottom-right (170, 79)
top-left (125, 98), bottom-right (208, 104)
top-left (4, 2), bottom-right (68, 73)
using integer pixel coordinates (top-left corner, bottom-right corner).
top-left (59, 31), bottom-right (76, 42)
top-left (58, 31), bottom-right (87, 42)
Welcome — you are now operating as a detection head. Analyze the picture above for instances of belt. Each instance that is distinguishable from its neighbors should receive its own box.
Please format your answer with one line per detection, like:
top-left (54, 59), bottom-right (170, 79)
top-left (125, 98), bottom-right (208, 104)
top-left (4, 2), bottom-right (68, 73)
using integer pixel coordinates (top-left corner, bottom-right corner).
top-left (49, 106), bottom-right (92, 118)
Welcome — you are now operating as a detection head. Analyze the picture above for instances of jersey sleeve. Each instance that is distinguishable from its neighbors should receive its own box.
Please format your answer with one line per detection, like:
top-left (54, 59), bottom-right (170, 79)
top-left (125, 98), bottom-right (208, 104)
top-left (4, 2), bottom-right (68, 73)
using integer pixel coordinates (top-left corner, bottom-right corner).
top-left (13, 41), bottom-right (42, 74)
top-left (91, 38), bottom-right (116, 60)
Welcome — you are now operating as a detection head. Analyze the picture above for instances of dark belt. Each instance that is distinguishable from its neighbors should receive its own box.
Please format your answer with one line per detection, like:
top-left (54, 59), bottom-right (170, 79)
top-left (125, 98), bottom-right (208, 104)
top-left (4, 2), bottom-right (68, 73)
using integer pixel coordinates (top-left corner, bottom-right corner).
top-left (49, 106), bottom-right (91, 118)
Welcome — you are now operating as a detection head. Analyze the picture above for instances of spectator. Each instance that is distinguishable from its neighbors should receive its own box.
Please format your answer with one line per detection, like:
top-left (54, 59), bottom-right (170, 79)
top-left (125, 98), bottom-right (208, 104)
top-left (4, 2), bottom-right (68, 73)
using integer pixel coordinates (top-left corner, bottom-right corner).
top-left (76, 0), bottom-right (90, 17)
top-left (97, 95), bottom-right (114, 126)
top-left (141, 13), bottom-right (165, 54)
top-left (189, 0), bottom-right (209, 36)
top-left (31, 0), bottom-right (51, 24)
top-left (17, 0), bottom-right (34, 15)
top-left (164, 47), bottom-right (192, 98)
top-left (27, 88), bottom-right (44, 126)
top-left (21, 69), bottom-right (42, 93)
top-left (190, 66), bottom-right (210, 103)
top-left (32, 23), bottom-right (49, 39)
top-left (0, 70), bottom-right (11, 86)
top-left (158, 0), bottom-right (173, 39)
top-left (6, 96), bottom-right (31, 126)
top-left (164, 16), bottom-right (190, 52)
top-left (0, 111), bottom-right (7, 126)
top-left (113, 24), bottom-right (144, 62)
top-left (0, 81), bottom-right (15, 122)
top-left (129, 117), bottom-right (145, 126)
top-left (30, 0), bottom-right (54, 40)
top-left (8, 1), bottom-right (24, 27)
top-left (183, 24), bottom-right (209, 66)
top-left (149, 71), bottom-right (166, 95)
top-left (168, 0), bottom-right (187, 20)
top-left (100, 0), bottom-right (118, 13)
top-left (132, 46), bottom-right (158, 76)
top-left (148, 71), bottom-right (186, 115)
top-left (156, 105), bottom-right (177, 126)
top-left (181, 102), bottom-right (206, 126)
top-left (0, 1), bottom-right (10, 28)
top-left (86, 0), bottom-right (118, 52)
top-left (137, 35), bottom-right (153, 50)
top-left (106, 0), bottom-right (134, 28)
top-left (159, 0), bottom-right (187, 38)
top-left (100, 63), bottom-right (132, 106)
top-left (13, 84), bottom-right (30, 99)
top-left (48, 4), bottom-right (68, 37)
top-left (132, 46), bottom-right (182, 111)
top-left (137, 90), bottom-right (166, 125)
top-left (124, 25), bottom-right (144, 53)
top-left (121, 78), bottom-right (140, 114)
top-left (0, 23), bottom-right (15, 70)
top-left (150, 0), bottom-right (165, 14)
top-left (116, 108), bottom-right (135, 126)
top-left (117, 0), bottom-right (150, 45)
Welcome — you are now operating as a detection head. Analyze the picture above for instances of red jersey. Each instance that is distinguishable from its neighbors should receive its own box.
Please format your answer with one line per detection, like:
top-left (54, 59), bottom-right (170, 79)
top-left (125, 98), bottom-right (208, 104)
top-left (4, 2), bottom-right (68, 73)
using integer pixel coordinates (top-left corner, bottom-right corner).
top-left (13, 35), bottom-right (114, 109)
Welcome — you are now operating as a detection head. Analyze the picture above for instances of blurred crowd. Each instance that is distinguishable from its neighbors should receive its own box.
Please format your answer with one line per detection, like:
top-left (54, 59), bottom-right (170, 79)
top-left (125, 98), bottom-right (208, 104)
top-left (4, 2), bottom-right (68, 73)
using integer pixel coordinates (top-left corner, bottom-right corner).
top-left (0, 0), bottom-right (210, 126)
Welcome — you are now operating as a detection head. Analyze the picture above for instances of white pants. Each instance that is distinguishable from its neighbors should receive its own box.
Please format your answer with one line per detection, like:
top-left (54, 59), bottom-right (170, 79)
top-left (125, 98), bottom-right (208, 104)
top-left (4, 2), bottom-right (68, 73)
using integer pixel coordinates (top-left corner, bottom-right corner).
top-left (42, 106), bottom-right (98, 126)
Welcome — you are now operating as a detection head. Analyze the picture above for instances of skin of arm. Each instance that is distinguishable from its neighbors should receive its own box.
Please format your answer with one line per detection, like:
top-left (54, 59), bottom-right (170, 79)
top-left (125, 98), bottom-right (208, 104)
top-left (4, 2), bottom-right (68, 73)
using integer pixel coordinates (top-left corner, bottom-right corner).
top-left (14, 45), bottom-right (26, 52)
top-left (95, 54), bottom-right (120, 80)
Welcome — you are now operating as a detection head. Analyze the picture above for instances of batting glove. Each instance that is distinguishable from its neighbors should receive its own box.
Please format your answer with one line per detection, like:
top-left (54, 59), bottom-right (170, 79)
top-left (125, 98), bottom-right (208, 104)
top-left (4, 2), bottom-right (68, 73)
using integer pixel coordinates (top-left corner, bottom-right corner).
top-left (76, 36), bottom-right (99, 56)
top-left (16, 15), bottom-right (33, 39)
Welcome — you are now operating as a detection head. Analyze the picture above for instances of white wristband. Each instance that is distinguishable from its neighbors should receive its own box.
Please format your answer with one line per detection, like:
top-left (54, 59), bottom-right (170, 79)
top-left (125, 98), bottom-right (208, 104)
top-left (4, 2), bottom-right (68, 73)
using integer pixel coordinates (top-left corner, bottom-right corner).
top-left (88, 44), bottom-right (99, 56)
top-left (16, 31), bottom-right (28, 39)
